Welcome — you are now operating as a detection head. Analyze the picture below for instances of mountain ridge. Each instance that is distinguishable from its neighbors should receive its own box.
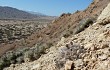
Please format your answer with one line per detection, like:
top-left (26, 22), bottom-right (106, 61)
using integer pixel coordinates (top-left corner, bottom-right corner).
top-left (0, 6), bottom-right (53, 19)
top-left (27, 11), bottom-right (47, 17)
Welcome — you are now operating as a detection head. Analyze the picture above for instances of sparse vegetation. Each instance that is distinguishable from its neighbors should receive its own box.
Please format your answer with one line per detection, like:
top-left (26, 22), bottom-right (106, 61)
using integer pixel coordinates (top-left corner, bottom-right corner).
top-left (0, 21), bottom-right (47, 44)
top-left (0, 44), bottom-right (50, 69)
top-left (63, 33), bottom-right (70, 38)
top-left (75, 18), bottom-right (94, 34)
top-left (69, 31), bottom-right (73, 34)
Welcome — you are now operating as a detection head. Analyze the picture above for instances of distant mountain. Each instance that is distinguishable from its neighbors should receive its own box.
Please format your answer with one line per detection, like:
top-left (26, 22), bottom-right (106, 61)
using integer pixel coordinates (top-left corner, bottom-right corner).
top-left (27, 11), bottom-right (47, 17)
top-left (0, 6), bottom-right (47, 19)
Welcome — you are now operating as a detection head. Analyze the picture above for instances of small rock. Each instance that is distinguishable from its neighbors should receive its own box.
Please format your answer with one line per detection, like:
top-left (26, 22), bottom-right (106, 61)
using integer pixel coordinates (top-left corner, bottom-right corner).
top-left (105, 24), bottom-right (110, 30)
top-left (100, 44), bottom-right (109, 49)
top-left (65, 60), bottom-right (74, 70)
top-left (24, 58), bottom-right (31, 63)
top-left (100, 48), bottom-right (110, 54)
top-left (10, 64), bottom-right (15, 67)
top-left (74, 59), bottom-right (83, 67)
top-left (91, 56), bottom-right (97, 61)
top-left (91, 46), bottom-right (97, 51)
top-left (31, 64), bottom-right (40, 70)
top-left (15, 64), bottom-right (19, 67)
top-left (84, 43), bottom-right (93, 49)
top-left (99, 54), bottom-right (108, 60)
top-left (97, 61), bottom-right (109, 70)
top-left (85, 43), bottom-right (97, 51)
top-left (94, 27), bottom-right (99, 30)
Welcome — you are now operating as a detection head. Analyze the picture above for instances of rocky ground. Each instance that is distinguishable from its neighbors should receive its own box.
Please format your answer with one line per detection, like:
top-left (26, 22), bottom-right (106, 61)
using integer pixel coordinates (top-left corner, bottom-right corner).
top-left (4, 2), bottom-right (110, 70)
top-left (0, 20), bottom-right (50, 57)
top-left (0, 20), bottom-right (47, 44)
top-left (0, 0), bottom-right (107, 57)
top-left (28, 0), bottom-right (110, 49)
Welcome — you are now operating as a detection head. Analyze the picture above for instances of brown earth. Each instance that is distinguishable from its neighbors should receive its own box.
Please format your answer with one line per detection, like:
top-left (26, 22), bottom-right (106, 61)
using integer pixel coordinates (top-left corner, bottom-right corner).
top-left (4, 1), bottom-right (110, 70)
top-left (0, 0), bottom-right (110, 56)
top-left (28, 0), bottom-right (110, 46)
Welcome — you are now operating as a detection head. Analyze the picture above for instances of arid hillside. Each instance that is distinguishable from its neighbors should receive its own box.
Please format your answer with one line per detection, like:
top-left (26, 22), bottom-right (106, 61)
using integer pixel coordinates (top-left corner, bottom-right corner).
top-left (0, 0), bottom-right (110, 70)
top-left (0, 19), bottom-right (53, 56)
top-left (28, 0), bottom-right (110, 46)
top-left (0, 0), bottom-right (109, 57)
top-left (4, 0), bottom-right (110, 70)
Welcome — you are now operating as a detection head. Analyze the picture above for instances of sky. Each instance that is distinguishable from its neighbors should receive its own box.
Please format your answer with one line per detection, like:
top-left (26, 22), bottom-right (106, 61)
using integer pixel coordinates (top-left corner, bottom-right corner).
top-left (0, 0), bottom-right (93, 16)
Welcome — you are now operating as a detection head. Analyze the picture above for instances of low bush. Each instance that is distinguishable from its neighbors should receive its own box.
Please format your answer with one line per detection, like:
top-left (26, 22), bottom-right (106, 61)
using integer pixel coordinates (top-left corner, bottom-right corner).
top-left (24, 49), bottom-right (34, 61)
top-left (33, 51), bottom-right (41, 60)
top-left (0, 44), bottom-right (50, 69)
top-left (63, 33), bottom-right (70, 38)
top-left (16, 56), bottom-right (24, 64)
top-left (75, 18), bottom-right (94, 34)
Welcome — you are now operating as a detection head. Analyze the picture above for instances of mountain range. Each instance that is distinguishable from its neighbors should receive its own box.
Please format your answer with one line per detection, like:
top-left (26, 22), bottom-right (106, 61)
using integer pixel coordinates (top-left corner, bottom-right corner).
top-left (0, 6), bottom-right (49, 19)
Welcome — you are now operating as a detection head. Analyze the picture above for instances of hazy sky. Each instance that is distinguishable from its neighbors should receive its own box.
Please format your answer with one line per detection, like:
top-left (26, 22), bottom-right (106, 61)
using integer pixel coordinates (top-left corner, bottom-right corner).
top-left (0, 0), bottom-right (93, 16)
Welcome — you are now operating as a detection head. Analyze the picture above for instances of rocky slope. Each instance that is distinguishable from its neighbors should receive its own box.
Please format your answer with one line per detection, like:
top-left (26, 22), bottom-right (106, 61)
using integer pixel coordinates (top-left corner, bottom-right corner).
top-left (4, 1), bottom-right (110, 70)
top-left (0, 0), bottom-right (109, 58)
top-left (0, 20), bottom-right (51, 56)
top-left (30, 0), bottom-right (110, 47)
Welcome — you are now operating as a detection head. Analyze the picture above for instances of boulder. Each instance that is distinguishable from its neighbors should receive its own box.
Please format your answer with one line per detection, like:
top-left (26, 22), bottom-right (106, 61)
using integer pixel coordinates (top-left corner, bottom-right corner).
top-left (97, 3), bottom-right (110, 25)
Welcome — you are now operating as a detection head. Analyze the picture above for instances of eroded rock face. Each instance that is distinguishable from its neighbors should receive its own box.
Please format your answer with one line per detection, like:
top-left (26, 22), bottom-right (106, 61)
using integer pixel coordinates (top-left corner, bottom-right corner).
top-left (97, 3), bottom-right (110, 24)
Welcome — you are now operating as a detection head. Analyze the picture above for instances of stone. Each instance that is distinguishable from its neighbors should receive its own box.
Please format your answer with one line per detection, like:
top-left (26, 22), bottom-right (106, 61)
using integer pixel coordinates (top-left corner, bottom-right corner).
top-left (84, 43), bottom-right (93, 49)
top-left (97, 3), bottom-right (110, 25)
top-left (97, 44), bottom-right (109, 49)
top-left (24, 58), bottom-right (31, 63)
top-left (31, 64), bottom-right (40, 70)
top-left (91, 56), bottom-right (97, 61)
top-left (57, 37), bottom-right (65, 47)
top-left (10, 64), bottom-right (15, 67)
top-left (90, 46), bottom-right (97, 51)
top-left (65, 60), bottom-right (74, 70)
top-left (74, 59), bottom-right (83, 67)
top-left (85, 43), bottom-right (97, 51)
top-left (105, 24), bottom-right (110, 30)
top-left (97, 61), bottom-right (110, 70)
top-left (98, 54), bottom-right (108, 60)
top-left (94, 27), bottom-right (99, 30)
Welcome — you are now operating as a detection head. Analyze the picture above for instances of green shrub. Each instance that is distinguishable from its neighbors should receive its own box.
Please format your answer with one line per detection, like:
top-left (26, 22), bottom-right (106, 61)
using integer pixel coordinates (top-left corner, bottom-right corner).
top-left (24, 50), bottom-right (34, 61)
top-left (0, 45), bottom-right (50, 69)
top-left (69, 31), bottom-right (73, 34)
top-left (10, 60), bottom-right (16, 64)
top-left (0, 58), bottom-right (10, 70)
top-left (0, 55), bottom-right (7, 61)
top-left (15, 51), bottom-right (22, 57)
top-left (16, 56), bottom-right (24, 64)
top-left (63, 33), bottom-right (70, 38)
top-left (33, 49), bottom-right (40, 60)
top-left (0, 61), bottom-right (4, 70)
top-left (0, 47), bottom-right (29, 69)
top-left (75, 18), bottom-right (93, 34)
top-left (5, 51), bottom-right (16, 61)
top-left (47, 43), bottom-right (53, 48)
